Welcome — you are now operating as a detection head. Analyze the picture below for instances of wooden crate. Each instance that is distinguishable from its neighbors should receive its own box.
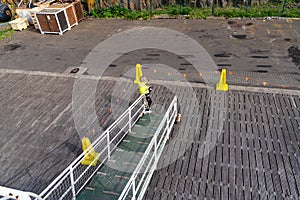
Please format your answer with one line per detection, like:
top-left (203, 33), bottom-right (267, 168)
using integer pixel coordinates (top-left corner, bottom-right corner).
top-left (50, 3), bottom-right (78, 27)
top-left (16, 7), bottom-right (43, 30)
top-left (35, 8), bottom-right (70, 35)
top-left (72, 0), bottom-right (84, 22)
top-left (30, 12), bottom-right (40, 30)
top-left (28, 7), bottom-right (44, 30)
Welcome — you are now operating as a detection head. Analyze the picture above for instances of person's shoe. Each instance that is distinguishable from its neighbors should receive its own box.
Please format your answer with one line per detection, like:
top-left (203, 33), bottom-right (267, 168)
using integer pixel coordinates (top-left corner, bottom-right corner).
top-left (145, 108), bottom-right (152, 113)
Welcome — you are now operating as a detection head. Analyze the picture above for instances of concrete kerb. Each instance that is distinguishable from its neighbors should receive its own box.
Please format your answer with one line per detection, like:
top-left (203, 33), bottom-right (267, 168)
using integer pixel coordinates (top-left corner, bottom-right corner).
top-left (0, 68), bottom-right (300, 96)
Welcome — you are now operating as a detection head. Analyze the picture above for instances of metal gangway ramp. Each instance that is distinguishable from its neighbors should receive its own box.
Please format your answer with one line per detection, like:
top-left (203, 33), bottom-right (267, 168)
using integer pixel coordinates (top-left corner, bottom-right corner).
top-left (18, 95), bottom-right (178, 200)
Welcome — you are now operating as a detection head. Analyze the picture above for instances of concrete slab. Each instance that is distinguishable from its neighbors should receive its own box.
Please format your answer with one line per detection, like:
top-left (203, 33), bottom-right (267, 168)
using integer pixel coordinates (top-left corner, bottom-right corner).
top-left (0, 18), bottom-right (299, 89)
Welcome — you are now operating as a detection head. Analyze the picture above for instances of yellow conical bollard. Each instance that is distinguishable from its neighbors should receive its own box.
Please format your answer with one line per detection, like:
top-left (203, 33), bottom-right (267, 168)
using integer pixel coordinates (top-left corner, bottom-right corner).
top-left (81, 137), bottom-right (99, 166)
top-left (216, 69), bottom-right (228, 91)
top-left (134, 63), bottom-right (143, 84)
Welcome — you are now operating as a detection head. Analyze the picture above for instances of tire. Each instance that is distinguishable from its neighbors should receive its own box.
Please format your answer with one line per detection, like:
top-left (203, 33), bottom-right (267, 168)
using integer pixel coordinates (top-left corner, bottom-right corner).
top-left (0, 3), bottom-right (12, 22)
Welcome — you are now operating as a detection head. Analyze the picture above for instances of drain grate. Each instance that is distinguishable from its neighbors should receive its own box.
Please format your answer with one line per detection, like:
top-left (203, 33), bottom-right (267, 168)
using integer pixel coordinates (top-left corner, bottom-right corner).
top-left (214, 53), bottom-right (232, 58)
top-left (147, 53), bottom-right (160, 57)
top-left (70, 68), bottom-right (79, 74)
top-left (250, 49), bottom-right (270, 54)
top-left (254, 70), bottom-right (268, 73)
top-left (180, 63), bottom-right (192, 66)
top-left (109, 64), bottom-right (117, 67)
top-left (231, 35), bottom-right (247, 39)
top-left (217, 64), bottom-right (232, 66)
top-left (252, 55), bottom-right (269, 59)
top-left (179, 55), bottom-right (195, 58)
top-left (178, 68), bottom-right (186, 71)
top-left (141, 58), bottom-right (159, 61)
top-left (256, 65), bottom-right (272, 68)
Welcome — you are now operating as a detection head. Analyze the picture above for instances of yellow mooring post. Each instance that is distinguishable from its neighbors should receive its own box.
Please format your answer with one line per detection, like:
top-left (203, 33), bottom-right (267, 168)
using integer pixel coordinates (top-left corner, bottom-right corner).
top-left (216, 69), bottom-right (228, 91)
top-left (134, 63), bottom-right (143, 84)
top-left (81, 137), bottom-right (99, 166)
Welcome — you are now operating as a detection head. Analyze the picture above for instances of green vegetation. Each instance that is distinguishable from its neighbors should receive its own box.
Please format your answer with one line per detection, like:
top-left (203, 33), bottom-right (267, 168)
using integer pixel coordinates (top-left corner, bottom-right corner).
top-left (211, 4), bottom-right (300, 18)
top-left (89, 3), bottom-right (300, 20)
top-left (0, 28), bottom-right (14, 40)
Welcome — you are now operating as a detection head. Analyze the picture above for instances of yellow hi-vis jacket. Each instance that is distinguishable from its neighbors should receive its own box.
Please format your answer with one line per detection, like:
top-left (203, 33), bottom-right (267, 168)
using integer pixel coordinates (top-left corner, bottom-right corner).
top-left (138, 82), bottom-right (149, 95)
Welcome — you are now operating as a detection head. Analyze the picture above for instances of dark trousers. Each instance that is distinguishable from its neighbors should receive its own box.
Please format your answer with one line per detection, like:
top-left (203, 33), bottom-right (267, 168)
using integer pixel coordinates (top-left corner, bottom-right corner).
top-left (145, 93), bottom-right (152, 109)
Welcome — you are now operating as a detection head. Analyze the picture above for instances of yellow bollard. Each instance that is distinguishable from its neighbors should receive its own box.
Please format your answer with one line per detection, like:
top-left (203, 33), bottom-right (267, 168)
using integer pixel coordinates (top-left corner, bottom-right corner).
top-left (134, 63), bottom-right (143, 84)
top-left (81, 137), bottom-right (99, 166)
top-left (216, 69), bottom-right (228, 91)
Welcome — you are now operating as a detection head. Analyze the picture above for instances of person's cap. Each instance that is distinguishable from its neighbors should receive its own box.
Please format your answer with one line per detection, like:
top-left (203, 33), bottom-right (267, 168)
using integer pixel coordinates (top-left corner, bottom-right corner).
top-left (136, 63), bottom-right (141, 68)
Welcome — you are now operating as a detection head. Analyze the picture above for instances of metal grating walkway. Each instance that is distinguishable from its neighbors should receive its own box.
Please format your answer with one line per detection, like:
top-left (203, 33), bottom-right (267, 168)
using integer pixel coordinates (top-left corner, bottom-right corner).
top-left (78, 113), bottom-right (163, 200)
top-left (144, 89), bottom-right (300, 199)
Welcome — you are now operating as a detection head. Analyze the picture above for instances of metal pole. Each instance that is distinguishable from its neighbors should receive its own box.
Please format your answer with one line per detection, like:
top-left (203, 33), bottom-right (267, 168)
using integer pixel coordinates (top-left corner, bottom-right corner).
top-left (281, 0), bottom-right (286, 14)
top-left (180, 0), bottom-right (182, 14)
top-left (154, 135), bottom-right (157, 160)
top-left (107, 132), bottom-right (110, 159)
top-left (128, 109), bottom-right (132, 133)
top-left (150, 0), bottom-right (152, 12)
top-left (245, 0), bottom-right (249, 13)
top-left (212, 0), bottom-right (215, 16)
top-left (69, 168), bottom-right (76, 200)
top-left (132, 180), bottom-right (136, 200)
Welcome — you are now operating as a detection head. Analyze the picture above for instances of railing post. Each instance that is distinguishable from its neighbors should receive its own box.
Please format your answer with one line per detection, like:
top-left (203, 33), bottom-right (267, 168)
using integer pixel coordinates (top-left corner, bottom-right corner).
top-left (154, 135), bottom-right (158, 161)
top-left (142, 95), bottom-right (146, 114)
top-left (107, 131), bottom-right (110, 159)
top-left (132, 179), bottom-right (136, 200)
top-left (174, 97), bottom-right (178, 114)
top-left (166, 110), bottom-right (171, 140)
top-left (69, 167), bottom-right (76, 200)
top-left (128, 108), bottom-right (132, 133)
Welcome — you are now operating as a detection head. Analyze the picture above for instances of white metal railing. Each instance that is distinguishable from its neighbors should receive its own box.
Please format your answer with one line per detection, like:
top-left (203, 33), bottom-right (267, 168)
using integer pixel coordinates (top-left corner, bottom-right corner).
top-left (0, 95), bottom-right (178, 200)
top-left (119, 96), bottom-right (178, 200)
top-left (38, 95), bottom-right (145, 200)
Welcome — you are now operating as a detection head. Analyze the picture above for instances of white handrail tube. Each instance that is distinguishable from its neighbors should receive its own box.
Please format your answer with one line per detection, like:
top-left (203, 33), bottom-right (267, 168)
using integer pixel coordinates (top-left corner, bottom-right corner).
top-left (119, 96), bottom-right (178, 200)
